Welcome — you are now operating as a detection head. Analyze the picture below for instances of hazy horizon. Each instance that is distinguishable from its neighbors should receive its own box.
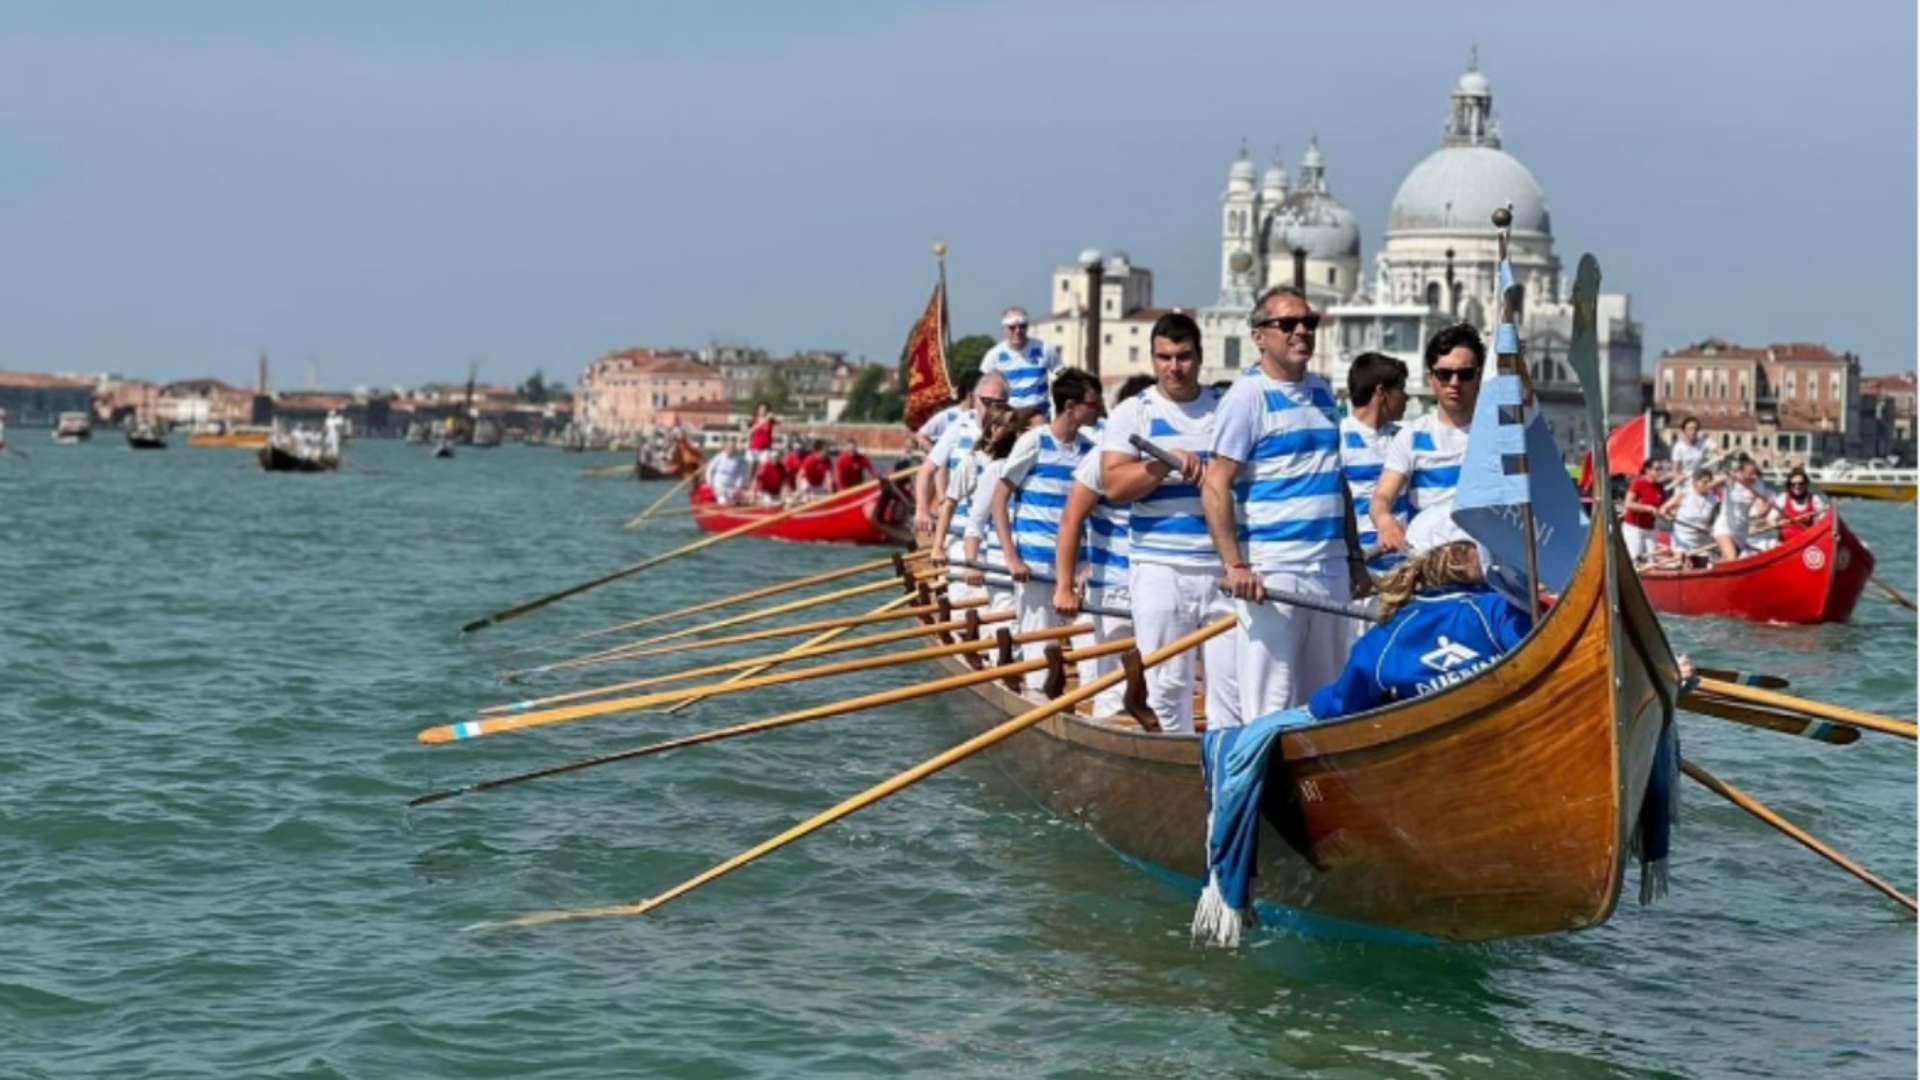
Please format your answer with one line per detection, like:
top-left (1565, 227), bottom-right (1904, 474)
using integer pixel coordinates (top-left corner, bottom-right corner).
top-left (1, 1), bottom-right (1913, 388)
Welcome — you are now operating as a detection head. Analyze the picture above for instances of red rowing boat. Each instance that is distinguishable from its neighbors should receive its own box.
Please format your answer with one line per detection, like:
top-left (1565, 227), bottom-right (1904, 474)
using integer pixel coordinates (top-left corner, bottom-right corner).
top-left (689, 483), bottom-right (911, 546)
top-left (1637, 509), bottom-right (1875, 624)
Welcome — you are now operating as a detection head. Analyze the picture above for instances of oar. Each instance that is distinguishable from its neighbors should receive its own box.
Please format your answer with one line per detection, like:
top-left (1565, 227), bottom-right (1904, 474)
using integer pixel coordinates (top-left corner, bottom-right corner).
top-left (460, 467), bottom-right (911, 634)
top-left (516, 593), bottom-right (974, 678)
top-left (623, 474), bottom-right (693, 530)
top-left (1680, 758), bottom-right (1916, 915)
top-left (412, 638), bottom-right (1136, 808)
top-left (513, 572), bottom-right (941, 678)
top-left (1679, 693), bottom-right (1859, 745)
top-left (1692, 678), bottom-right (1916, 741)
top-left (489, 615), bottom-right (1238, 928)
top-left (950, 559), bottom-right (1131, 619)
top-left (517, 556), bottom-right (913, 656)
top-left (658, 592), bottom-right (920, 716)
top-left (1691, 668), bottom-right (1790, 692)
top-left (481, 608), bottom-right (1015, 715)
top-left (1637, 513), bottom-right (1810, 570)
top-left (420, 621), bottom-right (1096, 744)
top-left (583, 463), bottom-right (631, 479)
top-left (1871, 576), bottom-right (1918, 613)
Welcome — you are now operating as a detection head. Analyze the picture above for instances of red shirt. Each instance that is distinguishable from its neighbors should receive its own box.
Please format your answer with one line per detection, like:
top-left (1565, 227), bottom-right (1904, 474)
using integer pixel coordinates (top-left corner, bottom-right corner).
top-left (833, 451), bottom-right (873, 491)
top-left (799, 452), bottom-right (832, 487)
top-left (748, 417), bottom-right (776, 453)
top-left (1778, 491), bottom-right (1821, 541)
top-left (783, 449), bottom-right (804, 476)
top-left (754, 459), bottom-right (788, 497)
top-left (1625, 477), bottom-right (1663, 529)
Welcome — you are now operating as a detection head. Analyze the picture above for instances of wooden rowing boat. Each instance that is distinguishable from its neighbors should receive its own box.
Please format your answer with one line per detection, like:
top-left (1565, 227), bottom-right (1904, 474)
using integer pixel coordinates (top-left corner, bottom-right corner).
top-left (1637, 509), bottom-right (1875, 625)
top-left (913, 505), bottom-right (1677, 942)
top-left (258, 444), bottom-right (339, 473)
top-left (689, 482), bottom-right (910, 546)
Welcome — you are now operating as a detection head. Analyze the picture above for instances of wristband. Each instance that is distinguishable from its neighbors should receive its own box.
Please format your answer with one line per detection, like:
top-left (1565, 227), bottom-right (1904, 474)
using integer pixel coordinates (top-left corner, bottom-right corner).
top-left (1230, 562), bottom-right (1251, 571)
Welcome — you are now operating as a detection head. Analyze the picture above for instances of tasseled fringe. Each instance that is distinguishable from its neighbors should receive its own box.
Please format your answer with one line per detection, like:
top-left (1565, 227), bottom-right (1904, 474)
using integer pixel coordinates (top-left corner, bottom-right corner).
top-left (1191, 873), bottom-right (1251, 949)
top-left (1639, 856), bottom-right (1670, 906)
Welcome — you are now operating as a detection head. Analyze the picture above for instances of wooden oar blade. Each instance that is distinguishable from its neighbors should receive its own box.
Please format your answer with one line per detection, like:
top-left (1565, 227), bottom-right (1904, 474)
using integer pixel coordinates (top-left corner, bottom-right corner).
top-left (1690, 668), bottom-right (1791, 692)
top-left (1681, 694), bottom-right (1859, 745)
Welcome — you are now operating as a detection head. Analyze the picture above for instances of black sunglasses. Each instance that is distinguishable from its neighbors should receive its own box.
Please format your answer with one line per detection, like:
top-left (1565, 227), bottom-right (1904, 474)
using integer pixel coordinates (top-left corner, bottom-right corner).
top-left (978, 396), bottom-right (1009, 408)
top-left (1428, 366), bottom-right (1480, 384)
top-left (1252, 314), bottom-right (1320, 333)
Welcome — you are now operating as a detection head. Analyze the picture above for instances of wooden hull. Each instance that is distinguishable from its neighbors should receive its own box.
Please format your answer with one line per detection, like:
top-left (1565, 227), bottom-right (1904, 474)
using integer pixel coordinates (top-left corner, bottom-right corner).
top-left (126, 432), bottom-right (168, 450)
top-left (637, 462), bottom-right (697, 481)
top-left (919, 513), bottom-right (1677, 943)
top-left (689, 484), bottom-right (909, 546)
top-left (187, 430), bottom-right (271, 449)
top-left (1638, 511), bottom-right (1875, 624)
top-left (257, 445), bottom-right (338, 473)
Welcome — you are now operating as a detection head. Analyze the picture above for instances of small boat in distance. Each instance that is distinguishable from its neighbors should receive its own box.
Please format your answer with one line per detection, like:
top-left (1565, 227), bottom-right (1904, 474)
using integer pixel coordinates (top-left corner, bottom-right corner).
top-left (688, 482), bottom-right (911, 546)
top-left (125, 421), bottom-right (168, 450)
top-left (432, 433), bottom-right (455, 459)
top-left (1637, 508), bottom-right (1874, 624)
top-left (52, 412), bottom-right (91, 444)
top-left (1800, 461), bottom-right (1916, 503)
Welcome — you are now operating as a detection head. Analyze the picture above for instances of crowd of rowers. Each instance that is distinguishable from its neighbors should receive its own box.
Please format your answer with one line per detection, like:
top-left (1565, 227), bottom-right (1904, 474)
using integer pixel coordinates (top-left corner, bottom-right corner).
top-left (700, 406), bottom-right (880, 506)
top-left (1623, 416), bottom-right (1830, 570)
top-left (905, 289), bottom-right (1540, 733)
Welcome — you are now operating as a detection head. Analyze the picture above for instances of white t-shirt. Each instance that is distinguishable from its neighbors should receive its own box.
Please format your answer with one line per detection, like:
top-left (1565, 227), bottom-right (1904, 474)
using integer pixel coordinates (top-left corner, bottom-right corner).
top-left (1671, 434), bottom-right (1715, 478)
top-left (1383, 412), bottom-right (1471, 514)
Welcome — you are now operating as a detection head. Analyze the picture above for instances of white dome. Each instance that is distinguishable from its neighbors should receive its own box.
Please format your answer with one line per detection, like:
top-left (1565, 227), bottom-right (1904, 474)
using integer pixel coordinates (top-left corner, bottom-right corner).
top-left (1229, 153), bottom-right (1256, 188)
top-left (1270, 190), bottom-right (1360, 259)
top-left (1456, 69), bottom-right (1490, 97)
top-left (1386, 146), bottom-right (1551, 235)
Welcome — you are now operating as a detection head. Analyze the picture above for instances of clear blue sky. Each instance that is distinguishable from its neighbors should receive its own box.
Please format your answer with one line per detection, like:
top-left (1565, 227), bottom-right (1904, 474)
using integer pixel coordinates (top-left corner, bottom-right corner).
top-left (1, 0), bottom-right (1912, 388)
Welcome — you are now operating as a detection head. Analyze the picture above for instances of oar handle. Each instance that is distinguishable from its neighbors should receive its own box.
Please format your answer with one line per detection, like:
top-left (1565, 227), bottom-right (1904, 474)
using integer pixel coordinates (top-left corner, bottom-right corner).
top-left (951, 559), bottom-right (1129, 619)
top-left (1127, 433), bottom-right (1184, 473)
top-left (1215, 580), bottom-right (1380, 624)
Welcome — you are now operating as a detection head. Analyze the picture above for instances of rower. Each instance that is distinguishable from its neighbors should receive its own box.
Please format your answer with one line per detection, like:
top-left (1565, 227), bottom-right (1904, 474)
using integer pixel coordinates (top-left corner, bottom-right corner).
top-left (1054, 374), bottom-right (1154, 717)
top-left (981, 307), bottom-right (1063, 417)
top-left (992, 369), bottom-right (1104, 691)
top-left (1621, 459), bottom-right (1668, 561)
top-left (1340, 351), bottom-right (1413, 578)
top-left (1369, 324), bottom-right (1485, 554)
top-left (1203, 286), bottom-right (1365, 723)
top-left (1669, 415), bottom-right (1716, 479)
top-left (921, 372), bottom-right (1010, 568)
top-left (705, 437), bottom-right (749, 505)
top-left (1102, 312), bottom-right (1239, 734)
top-left (1713, 454), bottom-right (1777, 560)
top-left (1655, 468), bottom-right (1720, 567)
top-left (958, 407), bottom-right (1040, 612)
top-left (1773, 466), bottom-right (1827, 543)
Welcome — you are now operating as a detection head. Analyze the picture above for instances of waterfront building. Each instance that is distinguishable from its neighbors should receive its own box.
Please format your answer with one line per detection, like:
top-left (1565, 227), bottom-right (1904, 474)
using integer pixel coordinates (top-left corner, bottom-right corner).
top-left (1654, 338), bottom-right (1884, 470)
top-left (0, 371), bottom-right (94, 426)
top-left (1860, 373), bottom-right (1916, 462)
top-left (573, 348), bottom-right (726, 437)
top-left (1029, 253), bottom-right (1188, 392)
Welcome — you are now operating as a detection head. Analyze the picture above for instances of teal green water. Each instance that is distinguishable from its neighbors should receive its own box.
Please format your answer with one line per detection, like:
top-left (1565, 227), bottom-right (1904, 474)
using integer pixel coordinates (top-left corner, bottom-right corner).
top-left (2, 441), bottom-right (1913, 1079)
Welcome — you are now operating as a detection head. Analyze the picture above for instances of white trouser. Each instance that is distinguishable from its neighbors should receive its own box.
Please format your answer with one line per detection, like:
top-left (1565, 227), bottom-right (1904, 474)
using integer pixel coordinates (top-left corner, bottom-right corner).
top-left (944, 535), bottom-right (980, 606)
top-left (1014, 579), bottom-right (1063, 692)
top-left (1238, 561), bottom-right (1354, 724)
top-left (1128, 561), bottom-right (1239, 734)
top-left (1622, 523), bottom-right (1656, 560)
top-left (1082, 584), bottom-right (1134, 718)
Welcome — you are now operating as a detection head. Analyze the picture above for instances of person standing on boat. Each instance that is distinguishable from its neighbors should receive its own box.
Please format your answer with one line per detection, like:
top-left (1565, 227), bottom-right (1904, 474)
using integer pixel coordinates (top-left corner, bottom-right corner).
top-left (1621, 459), bottom-right (1668, 561)
top-left (1339, 353), bottom-right (1412, 560)
top-left (752, 451), bottom-right (791, 505)
top-left (746, 403), bottom-right (777, 466)
top-left (1713, 454), bottom-right (1777, 560)
top-left (1772, 466), bottom-right (1827, 543)
top-left (0, 406), bottom-right (8, 453)
top-left (992, 369), bottom-right (1104, 690)
top-left (1369, 325), bottom-right (1485, 554)
top-left (956, 407), bottom-right (1041, 610)
top-left (705, 437), bottom-right (749, 504)
top-left (915, 371), bottom-right (979, 453)
top-left (1054, 375), bottom-right (1153, 717)
top-left (1669, 416), bottom-right (1716, 479)
top-left (923, 373), bottom-right (1010, 566)
top-left (1204, 286), bottom-right (1367, 723)
top-left (1102, 313), bottom-right (1239, 733)
top-left (796, 439), bottom-right (834, 499)
top-left (913, 372), bottom-right (991, 537)
top-left (981, 307), bottom-right (1063, 417)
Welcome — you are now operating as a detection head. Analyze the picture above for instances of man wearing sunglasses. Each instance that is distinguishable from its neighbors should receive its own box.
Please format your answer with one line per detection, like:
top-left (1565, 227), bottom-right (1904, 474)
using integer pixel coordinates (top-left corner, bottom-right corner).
top-left (981, 307), bottom-right (1064, 417)
top-left (917, 371), bottom-right (1011, 572)
top-left (1371, 324), bottom-right (1486, 554)
top-left (1204, 286), bottom-right (1368, 721)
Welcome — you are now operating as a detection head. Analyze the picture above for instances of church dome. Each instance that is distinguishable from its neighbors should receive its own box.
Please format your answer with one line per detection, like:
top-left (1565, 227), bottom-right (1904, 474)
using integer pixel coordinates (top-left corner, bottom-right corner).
top-left (1228, 147), bottom-right (1256, 190)
top-left (1386, 146), bottom-right (1551, 235)
top-left (1270, 190), bottom-right (1360, 258)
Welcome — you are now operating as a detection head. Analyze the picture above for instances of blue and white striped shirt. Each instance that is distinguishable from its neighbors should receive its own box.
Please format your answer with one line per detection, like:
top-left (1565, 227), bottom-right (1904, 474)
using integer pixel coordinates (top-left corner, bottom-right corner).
top-left (1340, 415), bottom-right (1411, 550)
top-left (1003, 427), bottom-right (1093, 569)
top-left (981, 339), bottom-right (1063, 415)
top-left (1211, 372), bottom-right (1348, 570)
top-left (931, 410), bottom-right (983, 540)
top-left (1383, 413), bottom-right (1471, 513)
top-left (1072, 451), bottom-right (1129, 592)
top-left (1102, 386), bottom-right (1225, 570)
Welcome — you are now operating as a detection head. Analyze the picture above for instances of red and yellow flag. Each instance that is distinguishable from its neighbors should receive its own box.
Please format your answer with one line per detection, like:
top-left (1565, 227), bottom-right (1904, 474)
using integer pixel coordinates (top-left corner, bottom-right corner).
top-left (901, 276), bottom-right (953, 434)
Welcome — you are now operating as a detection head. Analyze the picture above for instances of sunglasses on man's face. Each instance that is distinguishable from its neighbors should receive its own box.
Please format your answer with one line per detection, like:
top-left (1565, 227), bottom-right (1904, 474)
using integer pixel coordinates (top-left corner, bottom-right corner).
top-left (1253, 314), bottom-right (1320, 334)
top-left (978, 396), bottom-right (1009, 408)
top-left (1428, 366), bottom-right (1480, 384)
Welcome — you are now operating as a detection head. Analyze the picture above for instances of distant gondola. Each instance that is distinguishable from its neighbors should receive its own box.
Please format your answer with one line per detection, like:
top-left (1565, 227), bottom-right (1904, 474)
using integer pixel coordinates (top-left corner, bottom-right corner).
top-left (258, 444), bottom-right (338, 473)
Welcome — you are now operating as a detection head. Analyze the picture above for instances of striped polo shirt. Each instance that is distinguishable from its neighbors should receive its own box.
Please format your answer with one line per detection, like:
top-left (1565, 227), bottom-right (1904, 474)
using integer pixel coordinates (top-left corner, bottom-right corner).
top-left (1003, 427), bottom-right (1094, 569)
top-left (1072, 451), bottom-right (1129, 593)
top-left (1211, 371), bottom-right (1348, 570)
top-left (1340, 415), bottom-right (1412, 549)
top-left (931, 409), bottom-right (983, 540)
top-left (981, 339), bottom-right (1063, 415)
top-left (1103, 385), bottom-right (1225, 570)
top-left (1383, 413), bottom-right (1471, 513)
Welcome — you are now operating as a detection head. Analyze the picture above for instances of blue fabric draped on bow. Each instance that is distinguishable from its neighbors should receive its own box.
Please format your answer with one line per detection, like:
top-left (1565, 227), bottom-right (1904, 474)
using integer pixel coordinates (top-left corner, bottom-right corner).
top-left (1192, 706), bottom-right (1312, 947)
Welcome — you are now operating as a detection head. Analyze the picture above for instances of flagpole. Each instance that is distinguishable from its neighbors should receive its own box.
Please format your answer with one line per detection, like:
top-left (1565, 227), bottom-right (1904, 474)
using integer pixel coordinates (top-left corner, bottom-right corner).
top-left (934, 242), bottom-right (951, 377)
top-left (1493, 205), bottom-right (1543, 625)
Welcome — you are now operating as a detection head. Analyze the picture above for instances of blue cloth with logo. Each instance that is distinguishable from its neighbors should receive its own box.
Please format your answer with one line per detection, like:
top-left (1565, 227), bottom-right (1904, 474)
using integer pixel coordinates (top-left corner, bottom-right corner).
top-left (1307, 584), bottom-right (1532, 721)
